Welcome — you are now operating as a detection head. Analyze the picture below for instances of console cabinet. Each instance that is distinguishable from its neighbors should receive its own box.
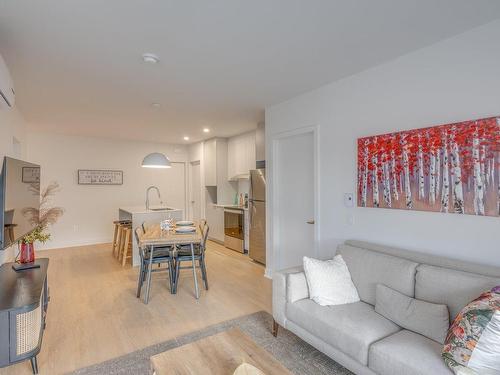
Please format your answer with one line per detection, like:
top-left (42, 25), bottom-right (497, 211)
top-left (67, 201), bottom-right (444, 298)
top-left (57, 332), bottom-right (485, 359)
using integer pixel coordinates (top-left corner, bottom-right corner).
top-left (0, 259), bottom-right (49, 374)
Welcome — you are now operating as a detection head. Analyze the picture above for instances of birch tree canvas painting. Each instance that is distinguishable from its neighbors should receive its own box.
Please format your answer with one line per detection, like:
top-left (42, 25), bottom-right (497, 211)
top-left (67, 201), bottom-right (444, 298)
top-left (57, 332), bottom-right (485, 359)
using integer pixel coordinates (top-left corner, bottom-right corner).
top-left (357, 117), bottom-right (500, 216)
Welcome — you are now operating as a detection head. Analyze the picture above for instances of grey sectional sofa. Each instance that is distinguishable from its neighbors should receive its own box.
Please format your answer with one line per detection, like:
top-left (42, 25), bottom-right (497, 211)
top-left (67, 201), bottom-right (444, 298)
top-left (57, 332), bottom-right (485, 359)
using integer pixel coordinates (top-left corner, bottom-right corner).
top-left (272, 240), bottom-right (500, 375)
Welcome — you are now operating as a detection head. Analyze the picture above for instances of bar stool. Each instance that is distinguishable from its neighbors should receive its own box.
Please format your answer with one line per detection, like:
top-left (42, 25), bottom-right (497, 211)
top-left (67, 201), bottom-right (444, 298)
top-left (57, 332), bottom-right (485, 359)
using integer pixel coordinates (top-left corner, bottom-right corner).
top-left (117, 223), bottom-right (131, 261)
top-left (120, 227), bottom-right (133, 266)
top-left (112, 220), bottom-right (131, 258)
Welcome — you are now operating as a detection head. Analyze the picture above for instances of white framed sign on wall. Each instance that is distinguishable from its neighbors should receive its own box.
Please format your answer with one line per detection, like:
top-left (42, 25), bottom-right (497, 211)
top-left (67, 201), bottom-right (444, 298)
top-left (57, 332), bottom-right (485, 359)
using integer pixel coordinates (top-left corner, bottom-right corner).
top-left (77, 170), bottom-right (123, 185)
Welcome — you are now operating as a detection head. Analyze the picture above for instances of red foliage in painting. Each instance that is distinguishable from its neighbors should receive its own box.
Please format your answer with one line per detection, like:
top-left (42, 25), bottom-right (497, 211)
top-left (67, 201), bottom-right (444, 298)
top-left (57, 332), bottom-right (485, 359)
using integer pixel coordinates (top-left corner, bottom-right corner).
top-left (357, 116), bottom-right (500, 216)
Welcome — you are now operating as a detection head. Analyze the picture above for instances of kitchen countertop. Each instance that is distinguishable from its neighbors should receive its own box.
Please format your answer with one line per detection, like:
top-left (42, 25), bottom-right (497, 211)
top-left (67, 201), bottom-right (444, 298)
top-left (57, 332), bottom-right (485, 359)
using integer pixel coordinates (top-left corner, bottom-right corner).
top-left (119, 206), bottom-right (184, 267)
top-left (119, 206), bottom-right (183, 214)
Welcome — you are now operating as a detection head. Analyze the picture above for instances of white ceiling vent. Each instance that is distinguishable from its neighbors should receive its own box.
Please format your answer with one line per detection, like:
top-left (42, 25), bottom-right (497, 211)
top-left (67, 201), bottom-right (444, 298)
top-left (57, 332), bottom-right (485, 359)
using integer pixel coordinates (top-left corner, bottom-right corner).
top-left (0, 53), bottom-right (15, 109)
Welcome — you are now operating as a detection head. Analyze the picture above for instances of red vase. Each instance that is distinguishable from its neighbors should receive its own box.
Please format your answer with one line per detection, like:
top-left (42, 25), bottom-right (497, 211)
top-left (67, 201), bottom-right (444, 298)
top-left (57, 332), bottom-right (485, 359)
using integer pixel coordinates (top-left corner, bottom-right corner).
top-left (20, 243), bottom-right (35, 264)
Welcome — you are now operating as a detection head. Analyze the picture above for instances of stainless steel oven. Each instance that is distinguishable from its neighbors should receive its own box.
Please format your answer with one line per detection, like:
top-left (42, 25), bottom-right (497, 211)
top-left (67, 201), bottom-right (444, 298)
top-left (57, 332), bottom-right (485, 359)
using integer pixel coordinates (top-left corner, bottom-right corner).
top-left (224, 208), bottom-right (244, 253)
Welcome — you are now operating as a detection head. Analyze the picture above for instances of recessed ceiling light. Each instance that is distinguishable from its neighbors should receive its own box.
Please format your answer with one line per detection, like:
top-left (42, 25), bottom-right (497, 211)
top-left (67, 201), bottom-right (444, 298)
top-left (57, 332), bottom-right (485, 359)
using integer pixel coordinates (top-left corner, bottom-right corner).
top-left (151, 103), bottom-right (161, 108)
top-left (142, 53), bottom-right (160, 64)
top-left (183, 136), bottom-right (190, 141)
top-left (203, 128), bottom-right (210, 133)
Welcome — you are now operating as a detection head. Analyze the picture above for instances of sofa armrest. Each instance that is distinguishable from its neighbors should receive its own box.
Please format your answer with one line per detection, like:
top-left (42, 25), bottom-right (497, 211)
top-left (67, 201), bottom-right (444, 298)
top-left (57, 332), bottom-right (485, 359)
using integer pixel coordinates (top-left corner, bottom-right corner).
top-left (287, 271), bottom-right (309, 303)
top-left (272, 266), bottom-right (304, 327)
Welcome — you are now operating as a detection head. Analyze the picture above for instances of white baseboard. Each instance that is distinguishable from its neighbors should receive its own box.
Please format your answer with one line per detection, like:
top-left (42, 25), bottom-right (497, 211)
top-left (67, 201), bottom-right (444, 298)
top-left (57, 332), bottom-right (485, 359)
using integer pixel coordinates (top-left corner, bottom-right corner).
top-left (36, 237), bottom-right (111, 251)
top-left (264, 267), bottom-right (273, 279)
top-left (208, 237), bottom-right (225, 246)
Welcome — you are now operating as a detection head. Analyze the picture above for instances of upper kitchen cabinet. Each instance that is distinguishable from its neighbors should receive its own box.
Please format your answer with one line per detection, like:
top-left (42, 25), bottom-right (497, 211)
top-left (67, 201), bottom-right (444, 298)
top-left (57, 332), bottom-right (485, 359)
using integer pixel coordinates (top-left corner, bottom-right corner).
top-left (204, 138), bottom-right (218, 186)
top-left (227, 131), bottom-right (256, 180)
top-left (204, 137), bottom-right (231, 187)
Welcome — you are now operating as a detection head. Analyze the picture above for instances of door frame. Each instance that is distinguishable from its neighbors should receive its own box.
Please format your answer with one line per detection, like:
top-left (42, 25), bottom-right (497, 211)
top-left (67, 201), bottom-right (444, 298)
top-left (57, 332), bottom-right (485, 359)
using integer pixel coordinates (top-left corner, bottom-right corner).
top-left (188, 160), bottom-right (202, 221)
top-left (270, 125), bottom-right (320, 274)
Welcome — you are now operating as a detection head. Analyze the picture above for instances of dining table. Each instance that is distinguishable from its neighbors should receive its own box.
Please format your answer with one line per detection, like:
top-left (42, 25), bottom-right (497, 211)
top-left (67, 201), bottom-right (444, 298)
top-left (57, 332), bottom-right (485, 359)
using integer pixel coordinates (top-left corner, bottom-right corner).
top-left (139, 222), bottom-right (203, 300)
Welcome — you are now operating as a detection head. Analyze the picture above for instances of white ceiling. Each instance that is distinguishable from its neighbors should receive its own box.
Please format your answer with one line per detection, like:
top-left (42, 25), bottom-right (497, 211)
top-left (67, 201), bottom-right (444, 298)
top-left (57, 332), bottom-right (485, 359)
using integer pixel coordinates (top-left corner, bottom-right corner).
top-left (1, 1), bottom-right (500, 144)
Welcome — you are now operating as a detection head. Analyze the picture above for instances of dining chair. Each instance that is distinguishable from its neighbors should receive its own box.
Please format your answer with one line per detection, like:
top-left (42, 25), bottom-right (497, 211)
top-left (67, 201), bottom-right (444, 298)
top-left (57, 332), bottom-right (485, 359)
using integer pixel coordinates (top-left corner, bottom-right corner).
top-left (198, 219), bottom-right (207, 233)
top-left (135, 225), bottom-right (175, 304)
top-left (173, 224), bottom-right (209, 295)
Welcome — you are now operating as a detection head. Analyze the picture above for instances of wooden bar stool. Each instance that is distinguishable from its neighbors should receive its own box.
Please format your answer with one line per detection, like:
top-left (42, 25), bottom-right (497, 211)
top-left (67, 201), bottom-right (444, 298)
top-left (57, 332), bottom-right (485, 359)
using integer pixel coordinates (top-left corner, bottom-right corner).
top-left (112, 221), bottom-right (121, 257)
top-left (112, 220), bottom-right (131, 258)
top-left (120, 226), bottom-right (133, 266)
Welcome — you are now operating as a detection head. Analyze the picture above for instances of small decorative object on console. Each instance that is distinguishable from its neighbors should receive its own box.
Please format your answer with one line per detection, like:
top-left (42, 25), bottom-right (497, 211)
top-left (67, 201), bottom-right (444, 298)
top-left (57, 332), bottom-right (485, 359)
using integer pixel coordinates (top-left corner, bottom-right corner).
top-left (18, 227), bottom-right (49, 264)
top-left (442, 286), bottom-right (500, 374)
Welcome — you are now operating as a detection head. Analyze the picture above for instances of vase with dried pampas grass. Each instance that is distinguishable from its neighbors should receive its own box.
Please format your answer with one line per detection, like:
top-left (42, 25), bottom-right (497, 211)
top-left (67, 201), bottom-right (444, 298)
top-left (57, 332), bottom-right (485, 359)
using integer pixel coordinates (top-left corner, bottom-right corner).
top-left (19, 182), bottom-right (64, 263)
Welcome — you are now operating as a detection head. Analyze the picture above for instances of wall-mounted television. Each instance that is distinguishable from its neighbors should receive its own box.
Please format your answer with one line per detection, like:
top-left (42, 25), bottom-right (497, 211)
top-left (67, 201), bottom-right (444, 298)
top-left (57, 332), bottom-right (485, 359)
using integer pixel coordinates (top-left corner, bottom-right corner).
top-left (0, 157), bottom-right (40, 250)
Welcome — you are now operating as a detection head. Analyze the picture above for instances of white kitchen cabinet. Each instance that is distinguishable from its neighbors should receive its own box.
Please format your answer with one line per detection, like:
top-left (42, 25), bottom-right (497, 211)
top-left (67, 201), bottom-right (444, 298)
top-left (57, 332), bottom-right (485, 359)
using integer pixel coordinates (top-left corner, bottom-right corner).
top-left (244, 209), bottom-right (249, 251)
top-left (227, 137), bottom-right (238, 181)
top-left (205, 204), bottom-right (225, 243)
top-left (204, 138), bottom-right (217, 186)
top-left (204, 138), bottom-right (236, 240)
top-left (227, 131), bottom-right (256, 180)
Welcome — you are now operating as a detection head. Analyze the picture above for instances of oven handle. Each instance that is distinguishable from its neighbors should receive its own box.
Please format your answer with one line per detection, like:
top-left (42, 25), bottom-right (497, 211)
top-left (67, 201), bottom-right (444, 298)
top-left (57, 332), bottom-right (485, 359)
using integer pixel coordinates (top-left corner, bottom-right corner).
top-left (224, 209), bottom-right (244, 215)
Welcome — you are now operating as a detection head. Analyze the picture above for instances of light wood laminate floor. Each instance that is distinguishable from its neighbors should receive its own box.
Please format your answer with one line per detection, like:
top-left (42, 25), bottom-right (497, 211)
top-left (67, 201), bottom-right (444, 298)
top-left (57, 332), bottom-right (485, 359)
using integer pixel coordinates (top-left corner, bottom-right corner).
top-left (0, 241), bottom-right (271, 375)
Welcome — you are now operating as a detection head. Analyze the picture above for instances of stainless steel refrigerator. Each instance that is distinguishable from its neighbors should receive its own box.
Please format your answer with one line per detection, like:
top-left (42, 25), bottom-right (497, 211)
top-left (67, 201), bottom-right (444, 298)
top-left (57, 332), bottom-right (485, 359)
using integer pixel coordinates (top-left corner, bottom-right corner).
top-left (249, 169), bottom-right (266, 264)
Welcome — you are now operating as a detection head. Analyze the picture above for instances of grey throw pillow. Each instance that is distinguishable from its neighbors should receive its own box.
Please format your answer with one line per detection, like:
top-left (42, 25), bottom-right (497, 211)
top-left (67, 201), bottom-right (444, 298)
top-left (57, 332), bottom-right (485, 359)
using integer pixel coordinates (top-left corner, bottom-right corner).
top-left (375, 284), bottom-right (449, 344)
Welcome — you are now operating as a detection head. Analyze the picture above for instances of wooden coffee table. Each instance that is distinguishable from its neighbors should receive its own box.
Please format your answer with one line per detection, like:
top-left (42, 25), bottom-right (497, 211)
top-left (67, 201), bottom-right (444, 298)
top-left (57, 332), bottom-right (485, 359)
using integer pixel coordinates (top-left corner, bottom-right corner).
top-left (150, 328), bottom-right (292, 375)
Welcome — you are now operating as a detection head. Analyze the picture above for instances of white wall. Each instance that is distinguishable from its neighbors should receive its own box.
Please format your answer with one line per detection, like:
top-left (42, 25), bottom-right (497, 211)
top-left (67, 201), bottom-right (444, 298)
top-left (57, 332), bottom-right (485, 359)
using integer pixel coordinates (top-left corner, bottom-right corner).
top-left (27, 132), bottom-right (189, 250)
top-left (0, 107), bottom-right (27, 263)
top-left (266, 20), bottom-right (500, 273)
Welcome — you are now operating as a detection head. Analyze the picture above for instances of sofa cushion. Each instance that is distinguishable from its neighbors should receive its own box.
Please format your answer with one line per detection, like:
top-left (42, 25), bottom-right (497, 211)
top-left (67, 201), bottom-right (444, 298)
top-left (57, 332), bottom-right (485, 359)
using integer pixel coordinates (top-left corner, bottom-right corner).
top-left (337, 244), bottom-right (418, 305)
top-left (415, 265), bottom-right (500, 321)
top-left (375, 284), bottom-right (449, 344)
top-left (369, 330), bottom-right (452, 375)
top-left (286, 298), bottom-right (400, 365)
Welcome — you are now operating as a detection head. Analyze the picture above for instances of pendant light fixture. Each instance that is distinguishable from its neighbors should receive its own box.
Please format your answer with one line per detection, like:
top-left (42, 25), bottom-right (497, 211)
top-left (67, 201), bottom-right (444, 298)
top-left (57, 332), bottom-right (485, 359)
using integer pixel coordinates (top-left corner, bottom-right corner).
top-left (141, 152), bottom-right (171, 168)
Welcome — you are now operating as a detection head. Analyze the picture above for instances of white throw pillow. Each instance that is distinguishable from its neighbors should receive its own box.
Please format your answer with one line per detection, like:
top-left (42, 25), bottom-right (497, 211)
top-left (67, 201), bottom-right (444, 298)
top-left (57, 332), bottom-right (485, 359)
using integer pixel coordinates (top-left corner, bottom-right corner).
top-left (233, 363), bottom-right (265, 375)
top-left (303, 255), bottom-right (360, 306)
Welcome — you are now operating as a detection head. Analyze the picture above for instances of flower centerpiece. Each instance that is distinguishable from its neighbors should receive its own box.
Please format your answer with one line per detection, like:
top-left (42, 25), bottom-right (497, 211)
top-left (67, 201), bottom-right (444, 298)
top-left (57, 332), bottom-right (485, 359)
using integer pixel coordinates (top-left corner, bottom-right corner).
top-left (19, 182), bottom-right (64, 264)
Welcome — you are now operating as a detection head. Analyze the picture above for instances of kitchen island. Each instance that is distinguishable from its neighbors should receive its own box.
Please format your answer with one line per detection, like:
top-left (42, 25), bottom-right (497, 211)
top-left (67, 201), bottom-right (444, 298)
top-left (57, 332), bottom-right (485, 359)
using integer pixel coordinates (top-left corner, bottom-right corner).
top-left (119, 206), bottom-right (183, 266)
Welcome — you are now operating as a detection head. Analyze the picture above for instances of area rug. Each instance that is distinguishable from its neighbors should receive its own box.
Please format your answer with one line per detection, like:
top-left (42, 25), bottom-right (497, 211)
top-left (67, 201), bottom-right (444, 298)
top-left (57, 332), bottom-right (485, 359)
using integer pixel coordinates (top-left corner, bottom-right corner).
top-left (72, 310), bottom-right (352, 375)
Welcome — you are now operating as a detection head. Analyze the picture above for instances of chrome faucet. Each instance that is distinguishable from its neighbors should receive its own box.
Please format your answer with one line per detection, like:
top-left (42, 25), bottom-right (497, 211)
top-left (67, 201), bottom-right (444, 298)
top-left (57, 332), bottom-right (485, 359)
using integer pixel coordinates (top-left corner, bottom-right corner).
top-left (145, 186), bottom-right (162, 210)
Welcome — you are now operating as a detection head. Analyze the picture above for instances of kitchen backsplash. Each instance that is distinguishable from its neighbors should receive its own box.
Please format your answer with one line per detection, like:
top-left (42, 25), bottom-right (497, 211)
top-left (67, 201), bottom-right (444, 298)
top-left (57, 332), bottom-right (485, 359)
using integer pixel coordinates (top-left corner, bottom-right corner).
top-left (238, 179), bottom-right (250, 197)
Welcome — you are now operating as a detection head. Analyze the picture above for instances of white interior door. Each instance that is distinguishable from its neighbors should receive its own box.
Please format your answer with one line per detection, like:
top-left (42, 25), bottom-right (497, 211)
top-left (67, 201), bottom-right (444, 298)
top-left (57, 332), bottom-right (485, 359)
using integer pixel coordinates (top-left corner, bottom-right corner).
top-left (275, 130), bottom-right (316, 270)
top-left (189, 161), bottom-right (201, 221)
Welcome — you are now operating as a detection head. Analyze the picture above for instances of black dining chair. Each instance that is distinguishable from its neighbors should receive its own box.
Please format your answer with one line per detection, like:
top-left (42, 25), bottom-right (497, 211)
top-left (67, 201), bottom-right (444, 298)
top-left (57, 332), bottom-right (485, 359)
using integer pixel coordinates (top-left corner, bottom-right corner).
top-left (135, 225), bottom-right (175, 304)
top-left (173, 224), bottom-right (209, 295)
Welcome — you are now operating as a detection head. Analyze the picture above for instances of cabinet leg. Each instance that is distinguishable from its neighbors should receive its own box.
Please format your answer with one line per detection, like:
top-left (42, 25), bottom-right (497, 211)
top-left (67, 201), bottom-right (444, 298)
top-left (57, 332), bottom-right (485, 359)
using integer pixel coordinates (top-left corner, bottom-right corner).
top-left (30, 356), bottom-right (38, 374)
top-left (272, 319), bottom-right (279, 337)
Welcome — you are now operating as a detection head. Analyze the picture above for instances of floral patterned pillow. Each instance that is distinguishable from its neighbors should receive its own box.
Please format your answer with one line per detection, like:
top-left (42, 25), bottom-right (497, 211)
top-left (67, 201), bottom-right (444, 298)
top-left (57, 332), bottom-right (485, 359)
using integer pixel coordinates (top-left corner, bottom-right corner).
top-left (442, 286), bottom-right (500, 374)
